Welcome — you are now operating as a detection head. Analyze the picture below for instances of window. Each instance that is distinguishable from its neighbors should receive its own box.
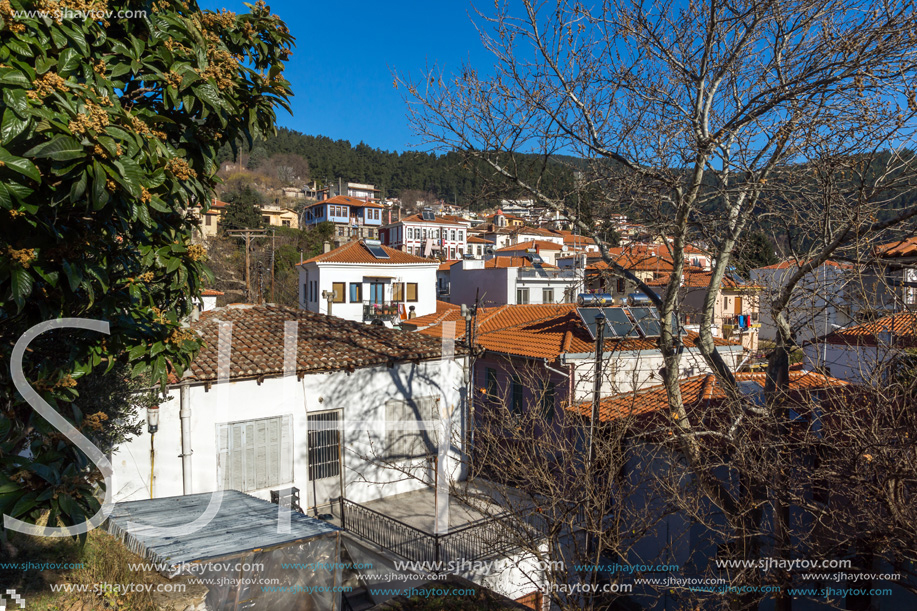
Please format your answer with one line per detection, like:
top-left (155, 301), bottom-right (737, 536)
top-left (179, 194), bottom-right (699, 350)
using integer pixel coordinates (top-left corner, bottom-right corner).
top-left (307, 411), bottom-right (340, 480)
top-left (393, 282), bottom-right (404, 302)
top-left (349, 283), bottom-right (362, 303)
top-left (450, 230), bottom-right (456, 241)
top-left (205, 215), bottom-right (212, 226)
top-left (543, 288), bottom-right (554, 303)
top-left (282, 220), bottom-right (291, 227)
top-left (458, 230), bottom-right (463, 241)
top-left (511, 377), bottom-right (524, 414)
top-left (616, 278), bottom-right (626, 293)
top-left (517, 288), bottom-right (530, 304)
top-left (407, 228), bottom-right (413, 239)
top-left (337, 227), bottom-right (345, 237)
top-left (386, 397), bottom-right (439, 458)
top-left (450, 247), bottom-right (456, 259)
top-left (262, 216), bottom-right (270, 223)
top-left (366, 228), bottom-right (374, 238)
top-left (406, 283), bottom-right (418, 302)
top-left (423, 229), bottom-right (428, 239)
top-left (331, 282), bottom-right (345, 303)
top-left (485, 368), bottom-right (498, 398)
top-left (477, 246), bottom-right (482, 256)
top-left (217, 415), bottom-right (293, 492)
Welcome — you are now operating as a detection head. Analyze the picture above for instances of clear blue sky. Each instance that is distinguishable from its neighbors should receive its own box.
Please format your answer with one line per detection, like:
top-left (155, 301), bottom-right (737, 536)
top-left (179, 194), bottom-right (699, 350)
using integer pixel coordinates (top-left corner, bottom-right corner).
top-left (198, 0), bottom-right (493, 153)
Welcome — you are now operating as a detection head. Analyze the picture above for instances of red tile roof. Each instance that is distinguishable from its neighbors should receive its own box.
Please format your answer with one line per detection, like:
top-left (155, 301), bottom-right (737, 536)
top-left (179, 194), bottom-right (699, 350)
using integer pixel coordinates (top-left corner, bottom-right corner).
top-left (467, 235), bottom-right (495, 244)
top-left (184, 304), bottom-right (461, 382)
top-left (399, 213), bottom-right (467, 226)
top-left (495, 240), bottom-right (565, 253)
top-left (438, 260), bottom-right (462, 271)
top-left (306, 195), bottom-right (384, 209)
top-left (646, 271), bottom-right (761, 290)
top-left (483, 256), bottom-right (558, 269)
top-left (300, 240), bottom-right (436, 266)
top-left (410, 303), bottom-right (739, 360)
top-left (754, 259), bottom-right (851, 271)
top-left (819, 311), bottom-right (917, 348)
top-left (551, 230), bottom-right (596, 246)
top-left (567, 371), bottom-right (848, 422)
top-left (875, 236), bottom-right (917, 258)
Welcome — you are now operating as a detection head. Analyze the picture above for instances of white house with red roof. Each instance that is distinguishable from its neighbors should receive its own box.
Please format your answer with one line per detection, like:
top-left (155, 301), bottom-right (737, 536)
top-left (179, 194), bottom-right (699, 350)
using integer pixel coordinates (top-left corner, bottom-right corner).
top-left (449, 256), bottom-right (583, 307)
top-left (750, 259), bottom-right (855, 342)
top-left (379, 208), bottom-right (468, 259)
top-left (300, 194), bottom-right (385, 243)
top-left (494, 239), bottom-right (568, 265)
top-left (298, 239), bottom-right (439, 325)
top-left (803, 311), bottom-right (917, 383)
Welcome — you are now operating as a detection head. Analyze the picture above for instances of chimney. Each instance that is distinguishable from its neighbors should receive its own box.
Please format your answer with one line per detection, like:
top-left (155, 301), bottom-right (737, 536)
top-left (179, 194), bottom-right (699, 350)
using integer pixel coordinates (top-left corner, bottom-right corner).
top-left (323, 241), bottom-right (332, 253)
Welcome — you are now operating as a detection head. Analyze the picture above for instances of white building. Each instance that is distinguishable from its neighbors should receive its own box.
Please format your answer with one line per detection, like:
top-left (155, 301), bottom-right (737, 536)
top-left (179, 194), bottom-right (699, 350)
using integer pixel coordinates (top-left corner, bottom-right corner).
top-left (110, 304), bottom-right (467, 509)
top-left (802, 311), bottom-right (917, 383)
top-left (750, 259), bottom-right (855, 342)
top-left (494, 240), bottom-right (568, 266)
top-left (449, 256), bottom-right (582, 307)
top-left (298, 239), bottom-right (439, 325)
top-left (379, 208), bottom-right (469, 259)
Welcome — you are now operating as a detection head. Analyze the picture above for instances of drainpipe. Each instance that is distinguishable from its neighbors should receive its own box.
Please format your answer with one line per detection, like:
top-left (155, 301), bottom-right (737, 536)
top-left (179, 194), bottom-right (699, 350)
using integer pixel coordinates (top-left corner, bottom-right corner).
top-left (179, 379), bottom-right (193, 495)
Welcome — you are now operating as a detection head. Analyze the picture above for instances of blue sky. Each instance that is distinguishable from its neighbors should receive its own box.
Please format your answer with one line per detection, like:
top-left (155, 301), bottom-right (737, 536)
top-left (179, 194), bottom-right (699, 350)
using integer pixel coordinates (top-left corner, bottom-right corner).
top-left (198, 0), bottom-right (493, 153)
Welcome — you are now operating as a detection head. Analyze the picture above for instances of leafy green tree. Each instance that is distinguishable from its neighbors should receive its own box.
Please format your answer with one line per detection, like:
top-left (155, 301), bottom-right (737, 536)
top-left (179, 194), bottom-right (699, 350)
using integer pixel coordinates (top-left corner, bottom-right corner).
top-left (0, 0), bottom-right (292, 533)
top-left (221, 184), bottom-right (264, 230)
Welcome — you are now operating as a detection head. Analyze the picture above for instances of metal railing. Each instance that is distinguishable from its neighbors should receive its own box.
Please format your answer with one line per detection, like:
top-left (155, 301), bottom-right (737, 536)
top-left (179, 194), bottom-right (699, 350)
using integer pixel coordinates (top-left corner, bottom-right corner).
top-left (340, 498), bottom-right (522, 564)
top-left (363, 301), bottom-right (400, 321)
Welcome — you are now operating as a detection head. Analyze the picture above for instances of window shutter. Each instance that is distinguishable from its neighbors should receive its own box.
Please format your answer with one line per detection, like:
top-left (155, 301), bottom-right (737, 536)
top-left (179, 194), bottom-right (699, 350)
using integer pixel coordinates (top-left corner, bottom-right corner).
top-left (217, 423), bottom-right (230, 489)
top-left (280, 414), bottom-right (293, 484)
top-left (244, 422), bottom-right (256, 491)
top-left (230, 423), bottom-right (245, 491)
top-left (254, 419), bottom-right (269, 490)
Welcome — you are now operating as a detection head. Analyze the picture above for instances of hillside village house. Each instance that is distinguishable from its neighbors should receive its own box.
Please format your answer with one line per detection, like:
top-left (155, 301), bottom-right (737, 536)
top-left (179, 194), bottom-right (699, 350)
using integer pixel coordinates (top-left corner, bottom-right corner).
top-left (109, 306), bottom-right (553, 605)
top-left (299, 194), bottom-right (384, 243)
top-left (379, 208), bottom-right (469, 258)
top-left (406, 303), bottom-right (745, 406)
top-left (802, 311), bottom-right (917, 383)
top-left (859, 236), bottom-right (917, 314)
top-left (467, 234), bottom-right (496, 258)
top-left (750, 259), bottom-right (855, 342)
top-left (110, 304), bottom-right (468, 510)
top-left (646, 270), bottom-right (763, 351)
top-left (195, 198), bottom-right (298, 238)
top-left (298, 239), bottom-right (439, 325)
top-left (494, 240), bottom-right (569, 265)
top-left (449, 256), bottom-right (583, 307)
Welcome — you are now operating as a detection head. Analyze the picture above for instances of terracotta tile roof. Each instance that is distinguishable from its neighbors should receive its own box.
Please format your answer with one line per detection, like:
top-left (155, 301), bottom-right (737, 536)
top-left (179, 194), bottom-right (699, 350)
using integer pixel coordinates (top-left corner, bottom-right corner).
top-left (483, 256), bottom-right (558, 269)
top-left (201, 289), bottom-right (225, 296)
top-left (438, 260), bottom-right (462, 271)
top-left (399, 213), bottom-right (466, 226)
top-left (819, 311), bottom-right (917, 348)
top-left (875, 236), bottom-right (917, 258)
top-left (299, 240), bottom-right (436, 266)
top-left (754, 259), bottom-right (852, 271)
top-left (467, 235), bottom-right (495, 244)
top-left (412, 303), bottom-right (739, 360)
top-left (306, 195), bottom-right (383, 208)
top-left (511, 226), bottom-right (559, 237)
top-left (645, 271), bottom-right (761, 289)
top-left (552, 230), bottom-right (596, 245)
top-left (184, 304), bottom-right (461, 383)
top-left (495, 240), bottom-right (565, 252)
top-left (567, 371), bottom-right (848, 422)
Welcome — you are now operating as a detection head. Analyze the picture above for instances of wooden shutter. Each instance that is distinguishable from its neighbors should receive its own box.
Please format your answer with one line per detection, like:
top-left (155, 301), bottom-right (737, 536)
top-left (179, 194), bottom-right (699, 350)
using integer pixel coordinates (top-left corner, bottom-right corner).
top-left (230, 423), bottom-right (245, 491)
top-left (280, 414), bottom-right (293, 484)
top-left (254, 419), bottom-right (268, 490)
top-left (217, 423), bottom-right (230, 489)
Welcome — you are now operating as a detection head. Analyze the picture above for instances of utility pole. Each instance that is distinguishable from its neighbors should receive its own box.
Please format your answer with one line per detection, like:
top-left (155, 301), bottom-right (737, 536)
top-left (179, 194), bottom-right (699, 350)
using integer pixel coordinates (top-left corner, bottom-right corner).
top-left (226, 228), bottom-right (271, 304)
top-left (271, 229), bottom-right (276, 303)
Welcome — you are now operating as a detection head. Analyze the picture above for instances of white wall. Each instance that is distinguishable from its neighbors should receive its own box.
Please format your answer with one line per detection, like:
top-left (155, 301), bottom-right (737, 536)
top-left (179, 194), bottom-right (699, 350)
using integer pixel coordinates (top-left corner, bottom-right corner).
top-left (750, 265), bottom-right (852, 342)
top-left (298, 262), bottom-right (439, 323)
top-left (565, 346), bottom-right (744, 401)
top-left (802, 342), bottom-right (887, 384)
top-left (111, 358), bottom-right (468, 508)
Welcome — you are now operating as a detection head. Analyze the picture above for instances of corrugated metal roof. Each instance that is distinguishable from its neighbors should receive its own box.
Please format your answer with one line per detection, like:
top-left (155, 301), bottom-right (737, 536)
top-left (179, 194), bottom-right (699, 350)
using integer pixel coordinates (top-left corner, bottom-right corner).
top-left (106, 491), bottom-right (338, 571)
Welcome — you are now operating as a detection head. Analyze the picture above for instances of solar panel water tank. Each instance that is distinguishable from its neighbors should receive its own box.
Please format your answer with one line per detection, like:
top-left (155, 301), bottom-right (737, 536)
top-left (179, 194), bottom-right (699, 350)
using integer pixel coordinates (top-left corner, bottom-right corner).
top-left (576, 306), bottom-right (639, 339)
top-left (627, 307), bottom-right (662, 337)
top-left (363, 239), bottom-right (389, 259)
top-left (577, 293), bottom-right (614, 307)
top-left (421, 208), bottom-right (435, 221)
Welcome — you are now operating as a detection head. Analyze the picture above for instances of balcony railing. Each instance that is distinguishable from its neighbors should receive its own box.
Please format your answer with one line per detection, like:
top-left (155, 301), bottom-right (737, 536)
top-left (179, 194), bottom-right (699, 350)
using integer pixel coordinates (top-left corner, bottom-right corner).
top-left (363, 301), bottom-right (400, 322)
top-left (339, 498), bottom-right (524, 564)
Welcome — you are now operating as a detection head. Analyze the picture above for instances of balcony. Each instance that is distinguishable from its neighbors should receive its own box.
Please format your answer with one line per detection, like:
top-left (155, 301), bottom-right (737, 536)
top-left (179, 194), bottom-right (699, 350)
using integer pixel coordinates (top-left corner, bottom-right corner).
top-left (363, 301), bottom-right (400, 322)
top-left (331, 486), bottom-right (529, 564)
